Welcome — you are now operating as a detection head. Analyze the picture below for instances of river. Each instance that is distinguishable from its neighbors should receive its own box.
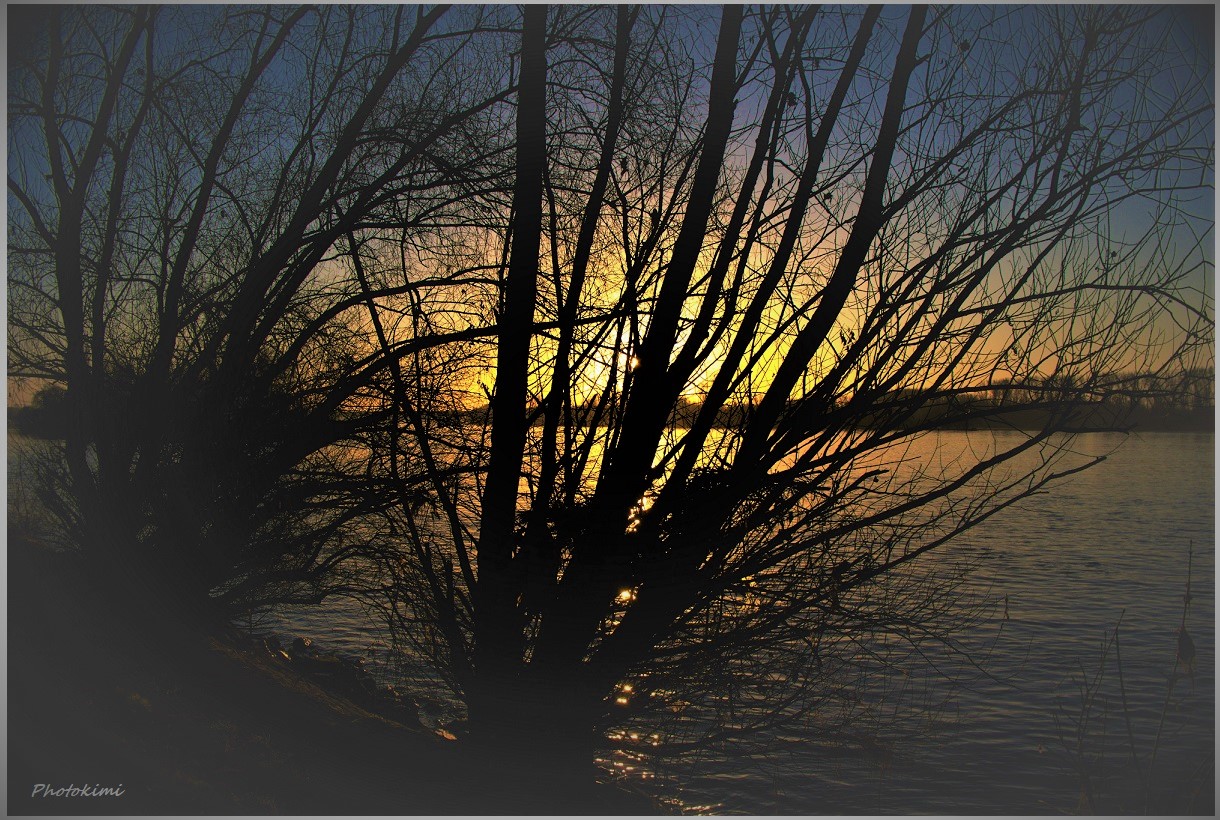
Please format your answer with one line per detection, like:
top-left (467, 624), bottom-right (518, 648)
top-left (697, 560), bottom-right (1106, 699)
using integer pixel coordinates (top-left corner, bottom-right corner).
top-left (667, 430), bottom-right (1215, 814)
top-left (16, 428), bottom-right (1207, 813)
top-left (259, 429), bottom-right (1214, 814)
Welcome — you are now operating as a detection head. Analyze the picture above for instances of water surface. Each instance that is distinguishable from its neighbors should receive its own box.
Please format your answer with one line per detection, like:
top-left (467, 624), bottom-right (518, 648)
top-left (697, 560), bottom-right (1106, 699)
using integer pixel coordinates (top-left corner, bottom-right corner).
top-left (269, 430), bottom-right (1215, 814)
top-left (673, 431), bottom-right (1214, 814)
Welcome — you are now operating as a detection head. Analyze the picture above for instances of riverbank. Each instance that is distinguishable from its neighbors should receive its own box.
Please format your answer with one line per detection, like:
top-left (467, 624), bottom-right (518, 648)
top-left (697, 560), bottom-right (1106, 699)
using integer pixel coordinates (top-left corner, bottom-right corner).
top-left (8, 531), bottom-right (661, 816)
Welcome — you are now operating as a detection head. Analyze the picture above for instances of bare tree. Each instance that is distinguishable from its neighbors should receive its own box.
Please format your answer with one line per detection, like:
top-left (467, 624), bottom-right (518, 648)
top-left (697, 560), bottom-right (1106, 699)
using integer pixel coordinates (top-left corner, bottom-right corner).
top-left (7, 3), bottom-right (519, 620)
top-left (360, 3), bottom-right (1213, 789)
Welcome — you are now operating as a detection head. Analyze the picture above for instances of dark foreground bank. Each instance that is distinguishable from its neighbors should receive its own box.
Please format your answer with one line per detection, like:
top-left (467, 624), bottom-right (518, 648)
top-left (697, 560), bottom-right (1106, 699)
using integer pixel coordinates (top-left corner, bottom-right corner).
top-left (7, 532), bottom-right (662, 816)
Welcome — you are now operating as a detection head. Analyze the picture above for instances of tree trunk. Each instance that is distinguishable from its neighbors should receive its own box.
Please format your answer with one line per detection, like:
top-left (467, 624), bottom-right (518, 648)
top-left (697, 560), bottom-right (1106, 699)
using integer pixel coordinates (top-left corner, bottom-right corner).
top-left (473, 0), bottom-right (547, 706)
top-left (465, 669), bottom-right (605, 812)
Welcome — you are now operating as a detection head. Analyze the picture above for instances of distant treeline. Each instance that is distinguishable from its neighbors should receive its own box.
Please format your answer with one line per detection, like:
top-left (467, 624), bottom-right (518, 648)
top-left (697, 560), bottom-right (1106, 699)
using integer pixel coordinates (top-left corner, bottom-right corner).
top-left (849, 391), bottom-right (1215, 433)
top-left (12, 373), bottom-right (1214, 442)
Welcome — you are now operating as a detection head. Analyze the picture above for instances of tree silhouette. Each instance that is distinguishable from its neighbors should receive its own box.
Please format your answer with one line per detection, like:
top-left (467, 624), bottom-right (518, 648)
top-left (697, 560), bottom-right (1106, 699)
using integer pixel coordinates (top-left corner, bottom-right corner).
top-left (8, 3), bottom-right (1214, 801)
top-left (363, 4), bottom-right (1213, 784)
top-left (8, 4), bottom-right (520, 618)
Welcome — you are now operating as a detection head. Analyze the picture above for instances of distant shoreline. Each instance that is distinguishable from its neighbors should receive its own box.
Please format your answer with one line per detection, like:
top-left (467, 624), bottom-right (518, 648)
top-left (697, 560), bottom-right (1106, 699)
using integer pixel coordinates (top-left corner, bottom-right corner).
top-left (10, 404), bottom-right (1213, 441)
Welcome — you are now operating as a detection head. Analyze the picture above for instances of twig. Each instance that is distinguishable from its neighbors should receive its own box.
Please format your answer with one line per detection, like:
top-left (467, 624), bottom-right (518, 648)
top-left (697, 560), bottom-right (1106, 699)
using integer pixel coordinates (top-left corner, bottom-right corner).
top-left (1112, 617), bottom-right (1146, 796)
top-left (1143, 540), bottom-right (1196, 813)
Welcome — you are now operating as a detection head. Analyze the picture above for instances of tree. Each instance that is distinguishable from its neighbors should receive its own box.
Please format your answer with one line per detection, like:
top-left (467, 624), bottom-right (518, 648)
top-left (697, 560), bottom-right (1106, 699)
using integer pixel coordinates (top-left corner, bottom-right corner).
top-left (7, 4), bottom-right (520, 620)
top-left (361, 3), bottom-right (1213, 790)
